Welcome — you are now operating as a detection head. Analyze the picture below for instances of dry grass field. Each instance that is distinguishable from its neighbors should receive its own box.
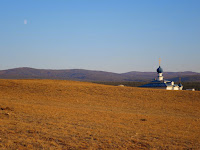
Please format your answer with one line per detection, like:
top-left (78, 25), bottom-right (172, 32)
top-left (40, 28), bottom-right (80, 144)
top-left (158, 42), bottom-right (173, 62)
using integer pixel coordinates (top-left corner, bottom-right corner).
top-left (0, 79), bottom-right (200, 149)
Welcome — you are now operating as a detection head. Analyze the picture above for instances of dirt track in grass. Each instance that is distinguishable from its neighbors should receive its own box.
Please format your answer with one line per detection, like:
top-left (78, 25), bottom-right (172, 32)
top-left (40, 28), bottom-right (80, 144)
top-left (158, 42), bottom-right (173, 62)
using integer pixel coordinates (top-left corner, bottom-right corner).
top-left (0, 79), bottom-right (200, 149)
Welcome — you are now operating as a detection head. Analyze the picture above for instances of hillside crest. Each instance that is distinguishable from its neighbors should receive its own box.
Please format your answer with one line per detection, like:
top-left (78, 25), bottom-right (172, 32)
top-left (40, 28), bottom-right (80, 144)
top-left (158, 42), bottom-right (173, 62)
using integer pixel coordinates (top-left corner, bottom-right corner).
top-left (0, 67), bottom-right (199, 82)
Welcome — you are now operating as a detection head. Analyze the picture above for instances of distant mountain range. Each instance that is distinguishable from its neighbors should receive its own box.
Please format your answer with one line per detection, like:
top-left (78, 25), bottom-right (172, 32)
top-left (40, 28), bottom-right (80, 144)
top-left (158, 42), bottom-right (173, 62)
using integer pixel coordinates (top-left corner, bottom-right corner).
top-left (0, 67), bottom-right (200, 82)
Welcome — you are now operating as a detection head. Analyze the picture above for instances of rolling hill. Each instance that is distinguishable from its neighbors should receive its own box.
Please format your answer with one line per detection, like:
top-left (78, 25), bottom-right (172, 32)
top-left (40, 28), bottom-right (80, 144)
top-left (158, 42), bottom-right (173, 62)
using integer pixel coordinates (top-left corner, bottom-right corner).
top-left (0, 79), bottom-right (200, 149)
top-left (0, 67), bottom-right (200, 82)
top-left (169, 75), bottom-right (200, 82)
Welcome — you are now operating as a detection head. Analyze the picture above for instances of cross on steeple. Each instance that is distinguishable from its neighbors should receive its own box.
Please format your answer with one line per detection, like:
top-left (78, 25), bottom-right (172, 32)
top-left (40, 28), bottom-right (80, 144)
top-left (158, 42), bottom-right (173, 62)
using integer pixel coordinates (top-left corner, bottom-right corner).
top-left (159, 58), bottom-right (161, 66)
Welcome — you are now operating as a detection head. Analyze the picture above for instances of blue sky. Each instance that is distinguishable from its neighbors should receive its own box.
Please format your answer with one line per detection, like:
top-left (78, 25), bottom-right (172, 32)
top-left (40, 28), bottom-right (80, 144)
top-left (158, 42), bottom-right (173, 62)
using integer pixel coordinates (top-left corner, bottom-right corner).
top-left (0, 0), bottom-right (200, 73)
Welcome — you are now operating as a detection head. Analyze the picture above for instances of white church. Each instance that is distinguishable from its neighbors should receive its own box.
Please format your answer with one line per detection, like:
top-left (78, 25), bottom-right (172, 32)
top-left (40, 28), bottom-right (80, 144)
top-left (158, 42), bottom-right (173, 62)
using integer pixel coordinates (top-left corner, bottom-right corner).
top-left (140, 60), bottom-right (183, 90)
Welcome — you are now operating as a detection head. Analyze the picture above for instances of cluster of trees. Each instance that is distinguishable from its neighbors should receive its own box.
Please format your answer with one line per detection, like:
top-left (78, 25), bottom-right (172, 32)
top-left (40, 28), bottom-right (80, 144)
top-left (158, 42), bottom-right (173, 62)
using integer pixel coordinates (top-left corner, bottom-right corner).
top-left (182, 82), bottom-right (200, 91)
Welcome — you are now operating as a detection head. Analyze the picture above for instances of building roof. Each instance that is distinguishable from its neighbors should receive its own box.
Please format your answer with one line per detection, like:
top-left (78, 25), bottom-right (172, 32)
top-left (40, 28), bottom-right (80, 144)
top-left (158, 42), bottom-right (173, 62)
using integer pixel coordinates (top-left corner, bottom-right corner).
top-left (178, 83), bottom-right (183, 87)
top-left (140, 81), bottom-right (167, 88)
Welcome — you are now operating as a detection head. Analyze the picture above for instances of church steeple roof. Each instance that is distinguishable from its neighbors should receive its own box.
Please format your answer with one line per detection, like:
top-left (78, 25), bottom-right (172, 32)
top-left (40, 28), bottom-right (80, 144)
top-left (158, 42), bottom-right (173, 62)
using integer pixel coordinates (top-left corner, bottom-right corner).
top-left (178, 77), bottom-right (183, 87)
top-left (157, 58), bottom-right (163, 73)
top-left (157, 66), bottom-right (163, 73)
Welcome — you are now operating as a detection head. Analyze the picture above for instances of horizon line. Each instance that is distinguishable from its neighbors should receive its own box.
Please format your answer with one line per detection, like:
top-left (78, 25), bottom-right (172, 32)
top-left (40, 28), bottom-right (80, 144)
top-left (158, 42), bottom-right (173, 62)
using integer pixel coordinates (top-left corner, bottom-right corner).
top-left (0, 67), bottom-right (199, 74)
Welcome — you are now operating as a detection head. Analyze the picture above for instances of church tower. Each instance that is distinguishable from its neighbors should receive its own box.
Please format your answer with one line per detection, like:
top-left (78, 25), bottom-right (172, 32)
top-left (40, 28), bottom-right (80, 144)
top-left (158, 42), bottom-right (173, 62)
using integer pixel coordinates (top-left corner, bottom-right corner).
top-left (157, 58), bottom-right (164, 81)
top-left (178, 77), bottom-right (183, 90)
top-left (140, 58), bottom-right (183, 90)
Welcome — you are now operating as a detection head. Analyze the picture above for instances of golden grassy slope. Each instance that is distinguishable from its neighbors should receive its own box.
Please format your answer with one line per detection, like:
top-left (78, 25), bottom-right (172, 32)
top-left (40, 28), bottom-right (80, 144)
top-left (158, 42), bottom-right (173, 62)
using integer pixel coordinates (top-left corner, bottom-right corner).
top-left (0, 79), bottom-right (200, 149)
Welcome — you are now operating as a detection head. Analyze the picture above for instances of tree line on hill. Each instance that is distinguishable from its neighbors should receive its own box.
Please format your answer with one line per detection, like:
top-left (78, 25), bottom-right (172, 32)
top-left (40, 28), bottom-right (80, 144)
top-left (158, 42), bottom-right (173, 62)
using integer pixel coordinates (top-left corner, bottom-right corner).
top-left (0, 67), bottom-right (200, 82)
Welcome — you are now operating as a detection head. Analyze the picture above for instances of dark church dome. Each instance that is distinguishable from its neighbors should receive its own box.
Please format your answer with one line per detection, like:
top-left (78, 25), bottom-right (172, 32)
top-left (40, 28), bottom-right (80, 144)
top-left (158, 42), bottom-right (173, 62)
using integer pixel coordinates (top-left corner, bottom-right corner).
top-left (178, 83), bottom-right (183, 87)
top-left (157, 66), bottom-right (163, 73)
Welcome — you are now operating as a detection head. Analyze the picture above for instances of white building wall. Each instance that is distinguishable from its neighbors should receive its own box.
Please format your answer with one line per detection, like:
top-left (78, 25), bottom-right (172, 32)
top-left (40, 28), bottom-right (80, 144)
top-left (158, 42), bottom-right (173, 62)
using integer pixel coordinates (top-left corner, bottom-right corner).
top-left (158, 73), bottom-right (163, 81)
top-left (173, 86), bottom-right (179, 90)
top-left (166, 86), bottom-right (173, 90)
top-left (179, 86), bottom-right (183, 90)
